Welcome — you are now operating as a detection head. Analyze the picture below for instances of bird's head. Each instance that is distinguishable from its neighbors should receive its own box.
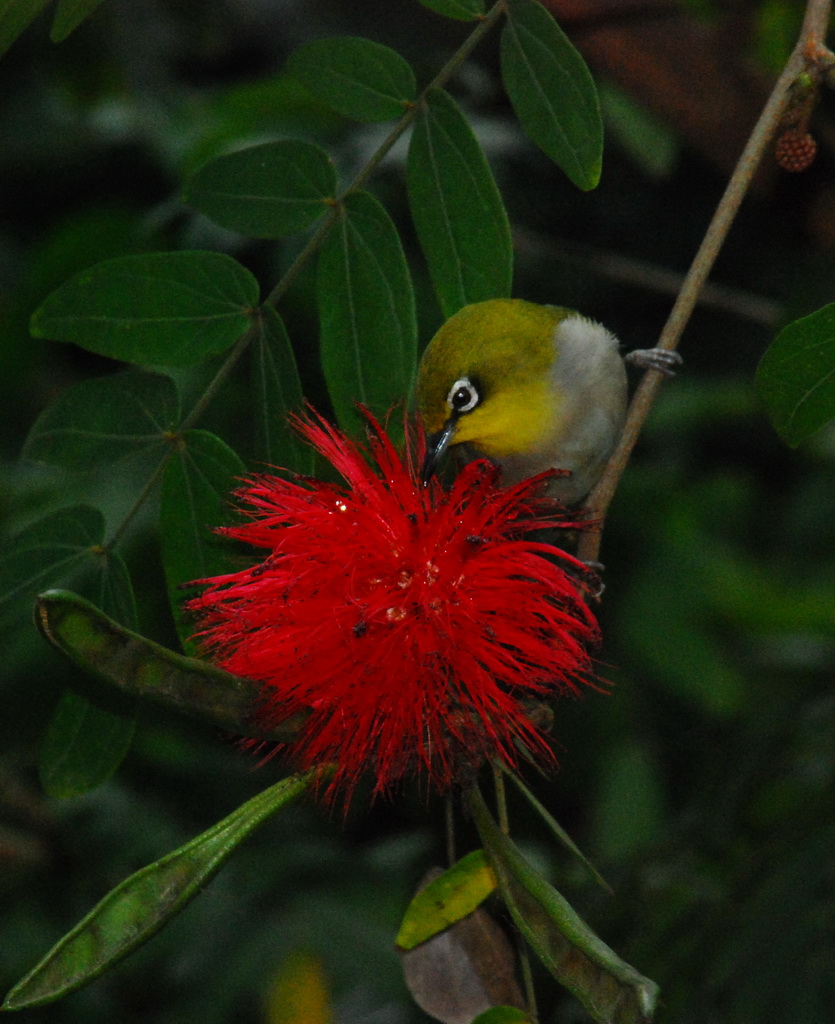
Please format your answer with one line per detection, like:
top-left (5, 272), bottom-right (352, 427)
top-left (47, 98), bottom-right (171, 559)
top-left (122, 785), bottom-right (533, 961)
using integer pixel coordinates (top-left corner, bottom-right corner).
top-left (416, 298), bottom-right (568, 483)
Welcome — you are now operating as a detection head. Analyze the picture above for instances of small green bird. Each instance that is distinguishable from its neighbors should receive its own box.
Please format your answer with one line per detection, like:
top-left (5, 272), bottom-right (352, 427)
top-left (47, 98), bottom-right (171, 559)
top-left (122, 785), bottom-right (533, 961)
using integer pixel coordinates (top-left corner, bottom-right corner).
top-left (417, 298), bottom-right (679, 503)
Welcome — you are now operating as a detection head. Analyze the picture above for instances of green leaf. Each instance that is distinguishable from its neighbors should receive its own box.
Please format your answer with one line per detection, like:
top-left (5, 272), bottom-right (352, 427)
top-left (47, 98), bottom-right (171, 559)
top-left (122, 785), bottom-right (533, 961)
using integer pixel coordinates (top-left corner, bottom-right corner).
top-left (1, 510), bottom-right (140, 801)
top-left (178, 78), bottom-right (345, 176)
top-left (598, 82), bottom-right (678, 180)
top-left (287, 37), bottom-right (416, 122)
top-left (38, 690), bottom-right (135, 799)
top-left (0, 0), bottom-right (51, 59)
top-left (38, 550), bottom-right (139, 799)
top-left (0, 506), bottom-right (104, 615)
top-left (506, 772), bottom-right (610, 891)
top-left (250, 306), bottom-right (313, 473)
top-left (318, 190), bottom-right (417, 429)
top-left (93, 547), bottom-right (139, 631)
top-left (0, 508), bottom-right (139, 801)
top-left (22, 370), bottom-right (179, 471)
top-left (160, 430), bottom-right (246, 650)
top-left (184, 140), bottom-right (337, 238)
top-left (396, 850), bottom-right (497, 950)
top-left (417, 0), bottom-right (485, 20)
top-left (755, 304), bottom-right (835, 446)
top-left (2, 772), bottom-right (312, 1010)
top-left (501, 0), bottom-right (603, 190)
top-left (31, 251), bottom-right (259, 366)
top-left (469, 786), bottom-right (659, 1024)
top-left (35, 590), bottom-right (300, 740)
top-left (407, 88), bottom-right (513, 318)
top-left (50, 0), bottom-right (106, 41)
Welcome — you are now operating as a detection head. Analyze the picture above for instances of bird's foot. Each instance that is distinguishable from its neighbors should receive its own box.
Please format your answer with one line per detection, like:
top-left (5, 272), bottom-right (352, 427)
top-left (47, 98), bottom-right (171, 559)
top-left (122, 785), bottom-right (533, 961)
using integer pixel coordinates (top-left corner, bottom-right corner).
top-left (564, 558), bottom-right (605, 597)
top-left (583, 560), bottom-right (605, 598)
top-left (625, 348), bottom-right (682, 376)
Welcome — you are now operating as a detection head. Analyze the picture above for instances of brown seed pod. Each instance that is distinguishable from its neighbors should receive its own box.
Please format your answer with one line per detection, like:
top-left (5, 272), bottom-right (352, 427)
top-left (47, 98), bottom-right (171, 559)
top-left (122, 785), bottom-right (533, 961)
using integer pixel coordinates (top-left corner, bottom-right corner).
top-left (775, 129), bottom-right (817, 173)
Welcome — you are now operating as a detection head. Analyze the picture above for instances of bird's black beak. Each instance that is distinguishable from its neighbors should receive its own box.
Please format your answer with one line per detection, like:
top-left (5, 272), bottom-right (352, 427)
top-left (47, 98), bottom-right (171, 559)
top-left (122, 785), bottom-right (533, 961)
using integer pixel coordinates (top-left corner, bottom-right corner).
top-left (421, 416), bottom-right (458, 486)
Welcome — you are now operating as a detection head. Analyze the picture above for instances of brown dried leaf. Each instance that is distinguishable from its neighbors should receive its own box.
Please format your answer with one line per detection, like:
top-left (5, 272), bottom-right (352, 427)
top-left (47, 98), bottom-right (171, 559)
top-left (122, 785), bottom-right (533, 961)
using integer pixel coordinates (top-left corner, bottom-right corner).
top-left (401, 868), bottom-right (525, 1024)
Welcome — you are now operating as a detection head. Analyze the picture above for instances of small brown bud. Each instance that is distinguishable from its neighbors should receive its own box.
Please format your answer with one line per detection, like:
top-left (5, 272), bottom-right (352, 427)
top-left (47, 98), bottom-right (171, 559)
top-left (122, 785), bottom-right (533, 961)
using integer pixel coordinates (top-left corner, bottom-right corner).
top-left (775, 129), bottom-right (817, 173)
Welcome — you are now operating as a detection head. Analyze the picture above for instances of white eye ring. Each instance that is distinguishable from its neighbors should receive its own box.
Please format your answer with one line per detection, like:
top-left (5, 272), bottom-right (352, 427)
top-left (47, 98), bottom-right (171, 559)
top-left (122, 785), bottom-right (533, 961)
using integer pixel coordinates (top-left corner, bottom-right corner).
top-left (446, 377), bottom-right (480, 414)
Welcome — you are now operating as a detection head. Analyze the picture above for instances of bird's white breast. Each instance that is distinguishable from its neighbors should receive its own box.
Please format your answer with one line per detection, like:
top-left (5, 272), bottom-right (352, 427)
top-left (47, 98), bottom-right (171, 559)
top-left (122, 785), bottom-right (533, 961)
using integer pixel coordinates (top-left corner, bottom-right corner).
top-left (497, 314), bottom-right (628, 503)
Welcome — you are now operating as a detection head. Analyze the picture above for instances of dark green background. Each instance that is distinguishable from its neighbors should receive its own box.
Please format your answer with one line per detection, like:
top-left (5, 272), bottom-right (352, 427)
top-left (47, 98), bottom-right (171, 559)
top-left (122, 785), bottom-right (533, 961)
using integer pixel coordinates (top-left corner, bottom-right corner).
top-left (2, 2), bottom-right (834, 1022)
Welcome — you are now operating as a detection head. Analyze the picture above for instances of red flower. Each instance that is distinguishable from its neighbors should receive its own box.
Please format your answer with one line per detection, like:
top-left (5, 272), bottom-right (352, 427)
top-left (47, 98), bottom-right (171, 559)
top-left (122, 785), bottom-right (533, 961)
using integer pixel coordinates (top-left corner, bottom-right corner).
top-left (189, 409), bottom-right (600, 803)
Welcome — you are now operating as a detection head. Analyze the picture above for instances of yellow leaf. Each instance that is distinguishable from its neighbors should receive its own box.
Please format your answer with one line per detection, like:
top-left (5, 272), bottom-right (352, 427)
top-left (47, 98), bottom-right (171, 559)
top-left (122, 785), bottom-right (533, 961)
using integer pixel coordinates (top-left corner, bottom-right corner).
top-left (264, 950), bottom-right (332, 1024)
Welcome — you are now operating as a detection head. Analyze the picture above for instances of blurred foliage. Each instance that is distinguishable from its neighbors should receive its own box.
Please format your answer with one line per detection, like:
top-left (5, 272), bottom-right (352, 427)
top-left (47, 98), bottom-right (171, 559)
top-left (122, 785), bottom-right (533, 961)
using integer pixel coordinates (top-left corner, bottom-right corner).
top-left (1, 2), bottom-right (834, 1023)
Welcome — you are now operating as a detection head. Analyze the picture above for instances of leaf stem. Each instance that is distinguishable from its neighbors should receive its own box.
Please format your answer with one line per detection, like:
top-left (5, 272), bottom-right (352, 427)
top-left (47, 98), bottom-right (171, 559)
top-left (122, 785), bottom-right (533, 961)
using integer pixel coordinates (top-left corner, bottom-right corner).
top-left (519, 948), bottom-right (539, 1023)
top-left (577, 0), bottom-right (835, 564)
top-left (103, 454), bottom-right (169, 553)
top-left (426, 3), bottom-right (509, 93)
top-left (264, 1), bottom-right (507, 310)
top-left (178, 329), bottom-right (253, 433)
top-left (104, 5), bottom-right (510, 550)
top-left (493, 763), bottom-right (510, 834)
top-left (102, 329), bottom-right (253, 552)
top-left (483, 775), bottom-right (540, 1022)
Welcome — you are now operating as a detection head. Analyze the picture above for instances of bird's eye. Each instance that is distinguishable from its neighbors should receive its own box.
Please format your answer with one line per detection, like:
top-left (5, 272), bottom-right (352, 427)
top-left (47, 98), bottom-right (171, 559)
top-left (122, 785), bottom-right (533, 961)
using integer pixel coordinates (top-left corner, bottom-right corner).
top-left (447, 377), bottom-right (479, 414)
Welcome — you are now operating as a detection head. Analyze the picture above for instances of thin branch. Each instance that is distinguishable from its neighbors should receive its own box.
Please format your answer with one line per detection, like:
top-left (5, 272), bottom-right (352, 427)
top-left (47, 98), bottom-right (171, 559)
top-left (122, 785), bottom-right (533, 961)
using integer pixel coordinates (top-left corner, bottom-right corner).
top-left (491, 767), bottom-right (539, 1021)
top-left (577, 0), bottom-right (834, 564)
top-left (513, 227), bottom-right (783, 327)
top-left (493, 764), bottom-right (510, 835)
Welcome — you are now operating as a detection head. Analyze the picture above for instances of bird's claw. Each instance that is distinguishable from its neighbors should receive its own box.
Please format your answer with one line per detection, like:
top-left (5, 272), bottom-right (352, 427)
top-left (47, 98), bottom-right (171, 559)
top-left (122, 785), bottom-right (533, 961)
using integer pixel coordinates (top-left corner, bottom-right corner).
top-left (564, 559), bottom-right (605, 598)
top-left (625, 348), bottom-right (682, 377)
top-left (582, 560), bottom-right (605, 598)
